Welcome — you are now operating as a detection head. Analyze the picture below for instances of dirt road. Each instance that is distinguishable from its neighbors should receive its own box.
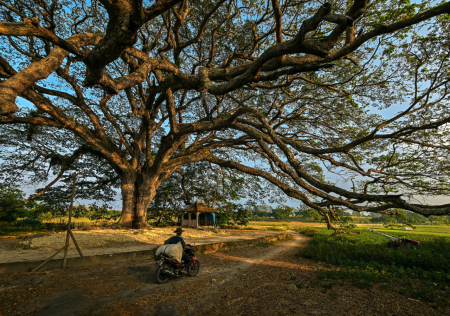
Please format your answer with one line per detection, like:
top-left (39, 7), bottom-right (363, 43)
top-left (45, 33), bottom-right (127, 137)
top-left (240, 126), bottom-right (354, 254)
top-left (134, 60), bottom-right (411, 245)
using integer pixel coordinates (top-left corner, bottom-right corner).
top-left (1, 232), bottom-right (447, 316)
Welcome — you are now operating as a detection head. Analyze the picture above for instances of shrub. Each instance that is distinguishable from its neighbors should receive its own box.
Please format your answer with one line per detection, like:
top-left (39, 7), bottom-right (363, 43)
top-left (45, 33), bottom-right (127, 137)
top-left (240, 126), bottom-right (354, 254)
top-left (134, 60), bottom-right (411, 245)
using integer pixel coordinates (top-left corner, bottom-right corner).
top-left (297, 227), bottom-right (320, 236)
top-left (14, 218), bottom-right (42, 225)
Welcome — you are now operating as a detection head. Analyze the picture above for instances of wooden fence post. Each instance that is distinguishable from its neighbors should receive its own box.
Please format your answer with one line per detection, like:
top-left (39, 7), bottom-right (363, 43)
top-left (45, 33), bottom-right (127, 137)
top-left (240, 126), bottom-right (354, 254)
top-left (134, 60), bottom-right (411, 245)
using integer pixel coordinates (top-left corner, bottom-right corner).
top-left (62, 173), bottom-right (77, 269)
top-left (33, 172), bottom-right (84, 272)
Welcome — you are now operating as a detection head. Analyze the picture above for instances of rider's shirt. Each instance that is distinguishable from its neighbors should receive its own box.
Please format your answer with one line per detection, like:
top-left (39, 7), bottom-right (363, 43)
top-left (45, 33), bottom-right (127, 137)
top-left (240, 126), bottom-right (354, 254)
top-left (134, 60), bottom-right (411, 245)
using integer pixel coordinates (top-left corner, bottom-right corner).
top-left (165, 235), bottom-right (187, 249)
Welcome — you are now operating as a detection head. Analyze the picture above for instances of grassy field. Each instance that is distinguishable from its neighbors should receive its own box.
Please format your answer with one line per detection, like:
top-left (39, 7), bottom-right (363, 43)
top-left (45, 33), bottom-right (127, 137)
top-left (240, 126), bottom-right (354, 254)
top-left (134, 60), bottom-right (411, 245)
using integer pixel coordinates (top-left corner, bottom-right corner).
top-left (0, 222), bottom-right (64, 236)
top-left (295, 225), bottom-right (450, 304)
top-left (44, 216), bottom-right (98, 223)
top-left (0, 217), bottom-right (103, 236)
top-left (248, 221), bottom-right (327, 231)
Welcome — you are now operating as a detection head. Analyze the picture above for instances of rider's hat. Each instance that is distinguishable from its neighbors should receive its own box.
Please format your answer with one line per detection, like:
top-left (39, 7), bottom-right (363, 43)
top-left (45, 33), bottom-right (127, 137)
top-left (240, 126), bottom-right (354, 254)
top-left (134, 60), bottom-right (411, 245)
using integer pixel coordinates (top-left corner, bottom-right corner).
top-left (174, 227), bottom-right (185, 233)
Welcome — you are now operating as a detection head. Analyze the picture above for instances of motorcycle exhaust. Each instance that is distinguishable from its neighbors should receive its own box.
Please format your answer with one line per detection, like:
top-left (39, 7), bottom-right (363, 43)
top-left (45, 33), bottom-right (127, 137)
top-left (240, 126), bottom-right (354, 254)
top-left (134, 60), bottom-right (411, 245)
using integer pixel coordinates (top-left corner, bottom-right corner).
top-left (163, 269), bottom-right (176, 276)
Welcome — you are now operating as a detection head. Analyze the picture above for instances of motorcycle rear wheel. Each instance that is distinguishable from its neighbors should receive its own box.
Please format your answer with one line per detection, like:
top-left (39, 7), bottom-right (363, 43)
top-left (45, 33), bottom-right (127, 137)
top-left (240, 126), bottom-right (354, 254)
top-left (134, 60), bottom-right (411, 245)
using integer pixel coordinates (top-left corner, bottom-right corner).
top-left (155, 263), bottom-right (171, 284)
top-left (187, 261), bottom-right (200, 277)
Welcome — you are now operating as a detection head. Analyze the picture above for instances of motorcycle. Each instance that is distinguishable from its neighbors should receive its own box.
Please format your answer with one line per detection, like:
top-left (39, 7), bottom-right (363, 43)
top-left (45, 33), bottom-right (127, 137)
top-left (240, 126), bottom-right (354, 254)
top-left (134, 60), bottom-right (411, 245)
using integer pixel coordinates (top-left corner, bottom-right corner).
top-left (155, 243), bottom-right (200, 284)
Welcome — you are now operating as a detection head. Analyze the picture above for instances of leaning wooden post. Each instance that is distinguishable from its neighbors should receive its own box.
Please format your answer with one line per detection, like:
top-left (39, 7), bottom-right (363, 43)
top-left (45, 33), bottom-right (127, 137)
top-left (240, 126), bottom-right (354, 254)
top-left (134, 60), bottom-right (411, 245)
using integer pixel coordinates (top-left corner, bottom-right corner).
top-left (32, 246), bottom-right (66, 272)
top-left (68, 229), bottom-right (83, 257)
top-left (62, 173), bottom-right (77, 269)
top-left (32, 172), bottom-right (83, 272)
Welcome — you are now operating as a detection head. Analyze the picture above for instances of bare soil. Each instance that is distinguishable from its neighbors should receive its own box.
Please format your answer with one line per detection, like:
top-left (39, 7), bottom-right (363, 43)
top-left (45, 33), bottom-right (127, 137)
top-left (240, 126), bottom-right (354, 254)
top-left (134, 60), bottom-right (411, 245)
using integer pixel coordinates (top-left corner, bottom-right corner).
top-left (71, 227), bottom-right (229, 247)
top-left (0, 232), bottom-right (448, 316)
top-left (0, 227), bottom-right (230, 251)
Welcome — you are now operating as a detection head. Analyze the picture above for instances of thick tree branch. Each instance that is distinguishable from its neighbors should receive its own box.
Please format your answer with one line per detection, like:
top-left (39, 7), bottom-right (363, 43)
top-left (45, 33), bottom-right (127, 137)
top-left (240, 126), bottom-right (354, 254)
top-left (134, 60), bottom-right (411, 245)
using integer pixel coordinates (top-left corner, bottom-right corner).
top-left (0, 33), bottom-right (101, 115)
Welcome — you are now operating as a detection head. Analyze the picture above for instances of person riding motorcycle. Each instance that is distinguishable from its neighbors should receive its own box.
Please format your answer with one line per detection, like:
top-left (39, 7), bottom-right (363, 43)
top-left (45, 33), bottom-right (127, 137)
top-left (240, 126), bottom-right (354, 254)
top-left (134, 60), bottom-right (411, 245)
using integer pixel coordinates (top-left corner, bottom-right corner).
top-left (164, 227), bottom-right (193, 273)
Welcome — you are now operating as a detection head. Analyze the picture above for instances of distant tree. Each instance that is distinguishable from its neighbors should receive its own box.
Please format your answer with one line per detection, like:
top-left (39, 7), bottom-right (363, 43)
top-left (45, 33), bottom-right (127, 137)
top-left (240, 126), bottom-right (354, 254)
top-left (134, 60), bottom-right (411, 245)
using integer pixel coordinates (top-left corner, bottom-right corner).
top-left (405, 212), bottom-right (427, 225)
top-left (295, 205), bottom-right (316, 218)
top-left (341, 214), bottom-right (353, 225)
top-left (73, 205), bottom-right (91, 219)
top-left (259, 204), bottom-right (274, 218)
top-left (88, 204), bottom-right (120, 225)
top-left (271, 205), bottom-right (294, 220)
top-left (246, 202), bottom-right (271, 219)
top-left (394, 209), bottom-right (408, 224)
top-left (28, 203), bottom-right (54, 222)
top-left (370, 214), bottom-right (386, 224)
top-left (0, 187), bottom-right (27, 222)
top-left (387, 216), bottom-right (398, 226)
top-left (235, 206), bottom-right (250, 226)
top-left (217, 203), bottom-right (249, 227)
top-left (428, 215), bottom-right (450, 225)
top-left (302, 207), bottom-right (322, 222)
top-left (369, 209), bottom-right (427, 225)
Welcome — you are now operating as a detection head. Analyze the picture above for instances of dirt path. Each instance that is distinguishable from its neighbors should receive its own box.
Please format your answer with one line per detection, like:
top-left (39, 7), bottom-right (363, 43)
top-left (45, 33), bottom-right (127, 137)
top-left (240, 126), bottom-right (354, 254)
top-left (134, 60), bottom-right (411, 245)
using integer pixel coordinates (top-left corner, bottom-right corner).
top-left (1, 232), bottom-right (448, 316)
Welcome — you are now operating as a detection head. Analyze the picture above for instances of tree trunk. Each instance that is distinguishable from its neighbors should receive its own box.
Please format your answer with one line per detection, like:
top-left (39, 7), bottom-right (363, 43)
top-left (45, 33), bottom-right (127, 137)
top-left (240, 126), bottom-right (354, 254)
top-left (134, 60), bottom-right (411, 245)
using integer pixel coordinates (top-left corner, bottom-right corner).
top-left (117, 174), bottom-right (155, 229)
top-left (117, 179), bottom-right (135, 228)
top-left (133, 190), bottom-right (154, 228)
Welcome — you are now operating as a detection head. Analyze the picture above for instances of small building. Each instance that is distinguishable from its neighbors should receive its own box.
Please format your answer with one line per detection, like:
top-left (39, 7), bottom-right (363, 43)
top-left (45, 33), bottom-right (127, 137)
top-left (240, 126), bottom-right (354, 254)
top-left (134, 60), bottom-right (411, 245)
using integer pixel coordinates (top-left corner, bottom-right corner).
top-left (180, 201), bottom-right (219, 227)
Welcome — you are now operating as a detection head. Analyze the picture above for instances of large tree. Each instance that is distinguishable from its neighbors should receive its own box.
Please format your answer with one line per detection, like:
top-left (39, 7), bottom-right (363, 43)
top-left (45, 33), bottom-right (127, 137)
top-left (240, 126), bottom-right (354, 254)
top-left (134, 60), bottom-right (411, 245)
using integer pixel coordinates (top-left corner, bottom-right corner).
top-left (1, 0), bottom-right (450, 228)
top-left (204, 2), bottom-right (450, 228)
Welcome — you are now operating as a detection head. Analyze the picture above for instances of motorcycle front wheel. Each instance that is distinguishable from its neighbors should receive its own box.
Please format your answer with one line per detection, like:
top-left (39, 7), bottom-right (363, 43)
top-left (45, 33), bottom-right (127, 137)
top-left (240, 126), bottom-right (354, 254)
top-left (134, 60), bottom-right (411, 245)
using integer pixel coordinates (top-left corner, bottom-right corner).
top-left (187, 261), bottom-right (200, 277)
top-left (155, 263), bottom-right (171, 284)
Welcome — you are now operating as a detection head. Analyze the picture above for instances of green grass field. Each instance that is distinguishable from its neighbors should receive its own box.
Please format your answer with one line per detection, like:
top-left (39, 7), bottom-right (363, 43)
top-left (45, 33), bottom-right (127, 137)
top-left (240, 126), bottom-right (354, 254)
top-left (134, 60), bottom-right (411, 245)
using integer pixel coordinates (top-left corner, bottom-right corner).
top-left (295, 225), bottom-right (450, 304)
top-left (248, 221), bottom-right (326, 231)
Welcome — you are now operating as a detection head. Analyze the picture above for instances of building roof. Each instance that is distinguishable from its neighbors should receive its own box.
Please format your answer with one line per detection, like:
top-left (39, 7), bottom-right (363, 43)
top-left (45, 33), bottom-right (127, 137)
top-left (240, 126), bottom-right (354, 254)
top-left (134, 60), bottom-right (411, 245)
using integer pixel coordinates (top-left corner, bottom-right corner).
top-left (180, 201), bottom-right (220, 213)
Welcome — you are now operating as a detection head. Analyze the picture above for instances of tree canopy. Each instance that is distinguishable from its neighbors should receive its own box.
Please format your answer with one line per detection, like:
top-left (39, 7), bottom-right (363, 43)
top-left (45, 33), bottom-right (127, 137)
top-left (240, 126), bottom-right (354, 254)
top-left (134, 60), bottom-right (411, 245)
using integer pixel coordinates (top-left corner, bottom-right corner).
top-left (1, 0), bottom-right (450, 228)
